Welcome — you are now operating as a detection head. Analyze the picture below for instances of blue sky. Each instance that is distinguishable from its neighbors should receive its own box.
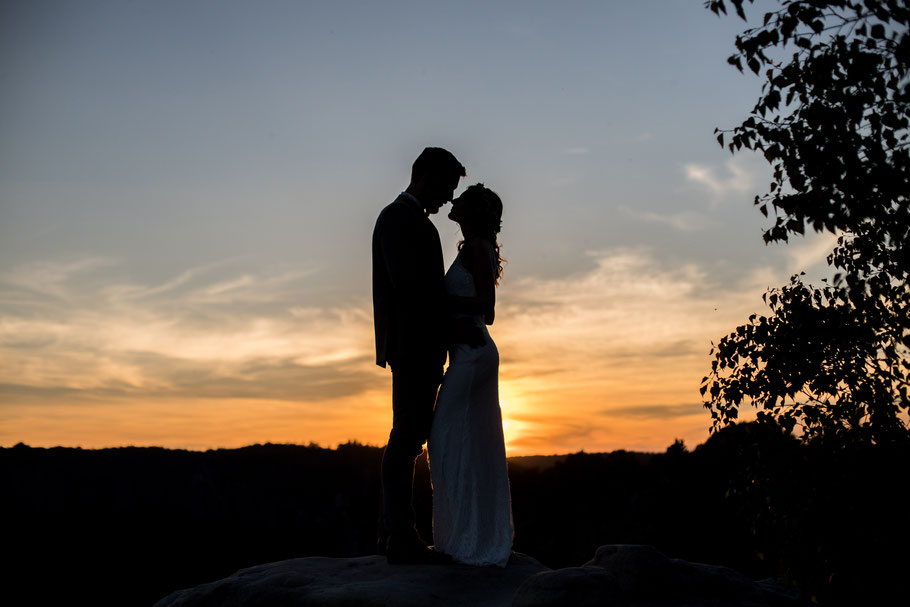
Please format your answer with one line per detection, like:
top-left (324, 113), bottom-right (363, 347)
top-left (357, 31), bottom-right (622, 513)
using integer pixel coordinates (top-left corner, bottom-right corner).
top-left (0, 0), bottom-right (832, 453)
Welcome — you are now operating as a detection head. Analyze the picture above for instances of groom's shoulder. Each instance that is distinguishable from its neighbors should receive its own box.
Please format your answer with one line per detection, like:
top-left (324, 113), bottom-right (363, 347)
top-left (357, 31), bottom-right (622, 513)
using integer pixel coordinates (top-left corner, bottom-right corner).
top-left (376, 196), bottom-right (414, 225)
top-left (382, 195), bottom-right (409, 213)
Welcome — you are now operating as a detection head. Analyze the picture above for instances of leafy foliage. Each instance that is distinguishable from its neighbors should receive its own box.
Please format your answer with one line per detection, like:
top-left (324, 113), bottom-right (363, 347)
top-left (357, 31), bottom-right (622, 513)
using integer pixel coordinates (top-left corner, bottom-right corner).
top-left (702, 0), bottom-right (910, 443)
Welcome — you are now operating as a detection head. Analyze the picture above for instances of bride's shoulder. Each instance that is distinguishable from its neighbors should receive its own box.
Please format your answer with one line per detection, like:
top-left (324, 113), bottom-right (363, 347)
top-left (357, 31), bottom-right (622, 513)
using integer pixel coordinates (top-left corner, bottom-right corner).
top-left (461, 236), bottom-right (495, 256)
top-left (460, 237), bottom-right (496, 275)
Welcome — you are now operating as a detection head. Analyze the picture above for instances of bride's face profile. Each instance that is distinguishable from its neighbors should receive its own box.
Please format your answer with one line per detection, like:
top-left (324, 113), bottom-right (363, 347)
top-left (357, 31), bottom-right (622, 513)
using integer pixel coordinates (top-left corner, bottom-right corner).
top-left (448, 194), bottom-right (483, 234)
top-left (448, 186), bottom-right (502, 236)
top-left (448, 193), bottom-right (469, 224)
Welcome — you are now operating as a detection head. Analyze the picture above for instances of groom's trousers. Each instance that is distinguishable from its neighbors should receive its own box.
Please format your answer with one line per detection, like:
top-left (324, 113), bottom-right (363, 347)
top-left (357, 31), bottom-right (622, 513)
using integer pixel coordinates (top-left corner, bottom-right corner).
top-left (381, 361), bottom-right (442, 540)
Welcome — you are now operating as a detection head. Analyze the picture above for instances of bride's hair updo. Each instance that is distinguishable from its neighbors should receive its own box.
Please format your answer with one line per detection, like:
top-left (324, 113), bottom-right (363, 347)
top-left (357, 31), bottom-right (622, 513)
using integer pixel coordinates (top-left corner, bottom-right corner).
top-left (456, 183), bottom-right (506, 285)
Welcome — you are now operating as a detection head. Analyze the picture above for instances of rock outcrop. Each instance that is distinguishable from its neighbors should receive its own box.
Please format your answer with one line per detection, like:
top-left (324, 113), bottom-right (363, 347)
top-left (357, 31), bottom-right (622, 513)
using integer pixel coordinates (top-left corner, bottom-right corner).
top-left (156, 545), bottom-right (799, 607)
top-left (155, 552), bottom-right (548, 607)
top-left (515, 545), bottom-right (798, 607)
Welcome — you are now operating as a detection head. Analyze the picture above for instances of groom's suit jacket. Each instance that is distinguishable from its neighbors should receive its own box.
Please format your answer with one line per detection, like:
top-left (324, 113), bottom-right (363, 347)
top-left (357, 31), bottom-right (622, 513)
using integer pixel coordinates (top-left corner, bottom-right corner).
top-left (372, 194), bottom-right (448, 370)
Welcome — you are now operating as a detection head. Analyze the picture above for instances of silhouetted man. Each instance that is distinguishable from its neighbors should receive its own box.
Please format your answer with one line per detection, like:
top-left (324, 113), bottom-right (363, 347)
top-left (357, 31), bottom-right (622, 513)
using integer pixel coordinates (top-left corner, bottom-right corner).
top-left (372, 147), bottom-right (465, 564)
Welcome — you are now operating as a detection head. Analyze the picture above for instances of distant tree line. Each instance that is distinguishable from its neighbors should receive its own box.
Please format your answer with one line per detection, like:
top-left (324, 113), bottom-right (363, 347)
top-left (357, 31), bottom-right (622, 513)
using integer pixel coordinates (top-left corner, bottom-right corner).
top-left (3, 426), bottom-right (906, 606)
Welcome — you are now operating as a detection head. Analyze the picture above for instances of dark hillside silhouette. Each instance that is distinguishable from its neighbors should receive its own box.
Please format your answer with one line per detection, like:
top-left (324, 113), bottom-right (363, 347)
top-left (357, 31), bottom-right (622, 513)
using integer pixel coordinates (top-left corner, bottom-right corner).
top-left (3, 425), bottom-right (907, 606)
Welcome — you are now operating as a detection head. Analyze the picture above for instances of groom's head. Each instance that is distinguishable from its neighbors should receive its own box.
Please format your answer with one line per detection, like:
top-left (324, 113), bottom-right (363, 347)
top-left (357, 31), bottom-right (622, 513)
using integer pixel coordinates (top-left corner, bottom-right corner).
top-left (408, 147), bottom-right (466, 215)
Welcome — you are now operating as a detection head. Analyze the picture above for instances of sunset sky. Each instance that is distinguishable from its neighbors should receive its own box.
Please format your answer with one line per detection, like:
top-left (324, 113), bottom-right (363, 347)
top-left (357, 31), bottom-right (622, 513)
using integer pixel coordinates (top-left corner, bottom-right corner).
top-left (0, 0), bottom-right (835, 455)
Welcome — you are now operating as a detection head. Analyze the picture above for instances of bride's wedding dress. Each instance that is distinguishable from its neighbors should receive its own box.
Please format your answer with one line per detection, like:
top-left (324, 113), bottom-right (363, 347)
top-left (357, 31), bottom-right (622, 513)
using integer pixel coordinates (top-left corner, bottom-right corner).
top-left (428, 250), bottom-right (514, 567)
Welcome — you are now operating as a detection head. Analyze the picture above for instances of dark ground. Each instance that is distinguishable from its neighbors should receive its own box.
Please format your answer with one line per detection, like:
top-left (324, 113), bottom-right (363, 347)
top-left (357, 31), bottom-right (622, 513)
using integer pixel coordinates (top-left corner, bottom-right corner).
top-left (2, 422), bottom-right (906, 606)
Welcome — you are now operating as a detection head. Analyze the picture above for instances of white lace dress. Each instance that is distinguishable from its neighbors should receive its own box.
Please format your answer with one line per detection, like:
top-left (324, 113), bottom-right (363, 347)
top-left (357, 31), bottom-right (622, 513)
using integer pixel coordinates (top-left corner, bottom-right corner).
top-left (428, 250), bottom-right (514, 567)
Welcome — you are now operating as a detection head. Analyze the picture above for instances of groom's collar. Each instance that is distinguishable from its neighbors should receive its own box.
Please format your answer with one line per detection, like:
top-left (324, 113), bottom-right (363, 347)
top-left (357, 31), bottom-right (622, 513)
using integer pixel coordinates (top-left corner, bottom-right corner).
top-left (399, 191), bottom-right (427, 216)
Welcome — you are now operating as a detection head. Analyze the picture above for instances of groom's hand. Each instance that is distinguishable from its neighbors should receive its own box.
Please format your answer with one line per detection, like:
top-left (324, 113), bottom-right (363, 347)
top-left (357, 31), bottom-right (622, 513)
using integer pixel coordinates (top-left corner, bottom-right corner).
top-left (450, 317), bottom-right (485, 349)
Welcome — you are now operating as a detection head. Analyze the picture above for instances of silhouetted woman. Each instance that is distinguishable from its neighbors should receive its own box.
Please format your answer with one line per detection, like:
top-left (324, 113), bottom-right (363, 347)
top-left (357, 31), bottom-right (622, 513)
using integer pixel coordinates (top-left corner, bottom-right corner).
top-left (428, 183), bottom-right (513, 566)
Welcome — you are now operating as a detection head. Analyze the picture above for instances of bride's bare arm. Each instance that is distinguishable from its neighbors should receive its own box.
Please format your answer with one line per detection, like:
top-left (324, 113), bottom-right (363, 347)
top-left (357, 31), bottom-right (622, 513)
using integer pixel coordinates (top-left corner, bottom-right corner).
top-left (449, 238), bottom-right (496, 325)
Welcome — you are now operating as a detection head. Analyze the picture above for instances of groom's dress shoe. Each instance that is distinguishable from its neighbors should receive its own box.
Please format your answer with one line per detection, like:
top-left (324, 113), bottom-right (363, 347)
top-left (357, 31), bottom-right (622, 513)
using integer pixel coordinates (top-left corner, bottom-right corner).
top-left (386, 535), bottom-right (452, 565)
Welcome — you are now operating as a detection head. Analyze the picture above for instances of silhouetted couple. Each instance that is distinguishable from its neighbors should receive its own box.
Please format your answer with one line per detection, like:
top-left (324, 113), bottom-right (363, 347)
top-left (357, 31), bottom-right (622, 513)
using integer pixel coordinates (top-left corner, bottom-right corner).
top-left (372, 147), bottom-right (513, 566)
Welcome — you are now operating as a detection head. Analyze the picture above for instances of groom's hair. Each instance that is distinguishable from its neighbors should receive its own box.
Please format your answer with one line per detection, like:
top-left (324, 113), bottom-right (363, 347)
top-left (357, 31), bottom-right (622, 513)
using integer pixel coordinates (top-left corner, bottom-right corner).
top-left (411, 147), bottom-right (466, 183)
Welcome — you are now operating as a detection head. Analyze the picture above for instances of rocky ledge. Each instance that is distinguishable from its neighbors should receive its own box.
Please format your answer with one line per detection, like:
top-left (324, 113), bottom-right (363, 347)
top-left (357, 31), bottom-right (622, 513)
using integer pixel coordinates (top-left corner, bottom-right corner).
top-left (155, 544), bottom-right (800, 607)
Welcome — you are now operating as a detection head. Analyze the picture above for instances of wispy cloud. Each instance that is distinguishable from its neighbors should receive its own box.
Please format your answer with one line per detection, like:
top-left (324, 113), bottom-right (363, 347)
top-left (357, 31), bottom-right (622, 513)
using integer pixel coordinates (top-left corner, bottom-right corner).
top-left (604, 403), bottom-right (704, 420)
top-left (786, 231), bottom-right (839, 273)
top-left (0, 258), bottom-right (377, 403)
top-left (506, 418), bottom-right (595, 453)
top-left (3, 257), bottom-right (116, 300)
top-left (619, 207), bottom-right (719, 232)
top-left (683, 156), bottom-right (758, 202)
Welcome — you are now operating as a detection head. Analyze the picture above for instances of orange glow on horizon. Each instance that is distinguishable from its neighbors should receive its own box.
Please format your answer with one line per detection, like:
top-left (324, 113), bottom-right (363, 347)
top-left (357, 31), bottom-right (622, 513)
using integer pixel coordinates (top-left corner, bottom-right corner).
top-left (0, 388), bottom-right (712, 457)
top-left (0, 248), bottom-right (783, 456)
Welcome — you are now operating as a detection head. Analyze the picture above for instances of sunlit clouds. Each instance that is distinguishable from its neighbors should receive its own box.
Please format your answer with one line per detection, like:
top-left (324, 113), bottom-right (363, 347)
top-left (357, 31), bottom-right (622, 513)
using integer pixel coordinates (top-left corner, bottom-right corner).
top-left (1, 247), bottom-right (781, 455)
top-left (492, 248), bottom-right (773, 454)
top-left (0, 257), bottom-right (390, 448)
